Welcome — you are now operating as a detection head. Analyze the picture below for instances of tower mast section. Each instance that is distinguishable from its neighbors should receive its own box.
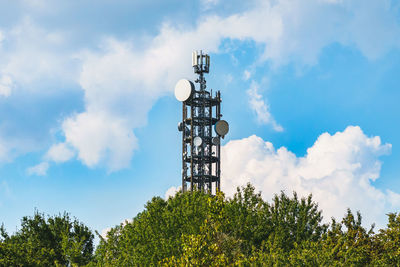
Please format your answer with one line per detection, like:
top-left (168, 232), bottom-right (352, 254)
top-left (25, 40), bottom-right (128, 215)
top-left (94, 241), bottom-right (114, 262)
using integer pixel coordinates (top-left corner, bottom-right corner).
top-left (175, 51), bottom-right (229, 194)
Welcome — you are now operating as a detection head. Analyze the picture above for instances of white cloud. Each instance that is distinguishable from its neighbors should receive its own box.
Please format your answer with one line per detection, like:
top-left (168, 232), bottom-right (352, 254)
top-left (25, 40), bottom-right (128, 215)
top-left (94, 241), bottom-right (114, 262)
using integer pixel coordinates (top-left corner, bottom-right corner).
top-left (251, 0), bottom-right (400, 66)
top-left (0, 75), bottom-right (12, 97)
top-left (62, 111), bottom-right (137, 171)
top-left (65, 0), bottom-right (399, 169)
top-left (199, 0), bottom-right (400, 66)
top-left (0, 18), bottom-right (74, 89)
top-left (221, 126), bottom-right (396, 228)
top-left (45, 142), bottom-right (74, 163)
top-left (27, 162), bottom-right (49, 176)
top-left (61, 28), bottom-right (219, 170)
top-left (101, 218), bottom-right (133, 240)
top-left (0, 135), bottom-right (40, 164)
top-left (243, 70), bottom-right (251, 81)
top-left (247, 81), bottom-right (283, 131)
top-left (2, 0), bottom-right (399, 169)
top-left (165, 186), bottom-right (181, 199)
top-left (100, 227), bottom-right (112, 240)
top-left (387, 189), bottom-right (400, 209)
top-left (0, 20), bottom-right (79, 164)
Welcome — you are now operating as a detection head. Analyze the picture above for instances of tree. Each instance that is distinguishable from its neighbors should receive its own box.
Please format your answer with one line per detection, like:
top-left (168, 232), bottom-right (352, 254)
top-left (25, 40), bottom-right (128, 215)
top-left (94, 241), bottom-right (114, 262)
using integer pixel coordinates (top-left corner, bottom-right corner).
top-left (95, 191), bottom-right (215, 266)
top-left (310, 209), bottom-right (375, 266)
top-left (267, 190), bottom-right (328, 252)
top-left (0, 210), bottom-right (94, 266)
top-left (223, 184), bottom-right (271, 255)
top-left (95, 184), bottom-right (329, 265)
top-left (161, 192), bottom-right (245, 266)
top-left (372, 212), bottom-right (400, 265)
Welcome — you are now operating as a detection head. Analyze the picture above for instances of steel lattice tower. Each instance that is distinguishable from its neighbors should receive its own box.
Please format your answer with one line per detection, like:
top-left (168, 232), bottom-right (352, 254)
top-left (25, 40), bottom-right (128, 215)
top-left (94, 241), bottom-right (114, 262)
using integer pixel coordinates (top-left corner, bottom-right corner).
top-left (175, 51), bottom-right (229, 193)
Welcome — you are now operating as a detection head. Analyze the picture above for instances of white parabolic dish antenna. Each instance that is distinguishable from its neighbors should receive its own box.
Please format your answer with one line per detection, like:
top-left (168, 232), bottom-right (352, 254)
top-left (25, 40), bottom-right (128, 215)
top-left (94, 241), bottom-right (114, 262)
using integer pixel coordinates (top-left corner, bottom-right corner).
top-left (215, 120), bottom-right (229, 136)
top-left (175, 79), bottom-right (194, 102)
top-left (193, 136), bottom-right (203, 147)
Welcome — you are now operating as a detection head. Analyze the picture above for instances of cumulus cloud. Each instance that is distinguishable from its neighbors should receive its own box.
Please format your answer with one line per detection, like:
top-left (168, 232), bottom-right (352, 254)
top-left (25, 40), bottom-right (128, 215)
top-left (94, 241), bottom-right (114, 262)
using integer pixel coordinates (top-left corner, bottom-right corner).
top-left (239, 0), bottom-right (400, 66)
top-left (0, 20), bottom-right (80, 164)
top-left (183, 0), bottom-right (400, 68)
top-left (247, 81), bottom-right (283, 131)
top-left (61, 23), bottom-right (222, 170)
top-left (45, 142), bottom-right (74, 163)
top-left (3, 0), bottom-right (400, 169)
top-left (27, 162), bottom-right (49, 176)
top-left (0, 18), bottom-right (74, 87)
top-left (62, 111), bottom-right (137, 171)
top-left (221, 126), bottom-right (396, 228)
top-left (65, 0), bottom-right (399, 169)
top-left (165, 186), bottom-right (181, 199)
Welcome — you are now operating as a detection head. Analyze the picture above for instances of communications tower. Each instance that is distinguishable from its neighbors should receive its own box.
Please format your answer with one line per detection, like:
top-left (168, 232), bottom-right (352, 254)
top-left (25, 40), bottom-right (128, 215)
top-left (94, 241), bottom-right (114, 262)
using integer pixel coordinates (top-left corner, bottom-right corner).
top-left (175, 51), bottom-right (229, 193)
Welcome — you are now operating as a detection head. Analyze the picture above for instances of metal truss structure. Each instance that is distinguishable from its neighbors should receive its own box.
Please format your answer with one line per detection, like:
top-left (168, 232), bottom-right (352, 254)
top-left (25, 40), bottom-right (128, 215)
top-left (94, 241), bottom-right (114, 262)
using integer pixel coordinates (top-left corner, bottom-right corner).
top-left (175, 51), bottom-right (229, 194)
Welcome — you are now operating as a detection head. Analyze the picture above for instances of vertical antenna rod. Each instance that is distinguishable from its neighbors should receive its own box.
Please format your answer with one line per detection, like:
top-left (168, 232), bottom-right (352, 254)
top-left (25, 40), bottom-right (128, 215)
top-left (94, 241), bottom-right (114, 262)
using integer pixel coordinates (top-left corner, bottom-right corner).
top-left (175, 51), bottom-right (229, 194)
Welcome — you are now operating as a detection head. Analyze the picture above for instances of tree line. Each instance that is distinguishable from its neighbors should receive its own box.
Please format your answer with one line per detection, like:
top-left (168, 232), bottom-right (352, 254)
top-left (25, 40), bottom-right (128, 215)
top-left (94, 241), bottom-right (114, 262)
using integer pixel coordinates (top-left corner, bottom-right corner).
top-left (1, 183), bottom-right (400, 266)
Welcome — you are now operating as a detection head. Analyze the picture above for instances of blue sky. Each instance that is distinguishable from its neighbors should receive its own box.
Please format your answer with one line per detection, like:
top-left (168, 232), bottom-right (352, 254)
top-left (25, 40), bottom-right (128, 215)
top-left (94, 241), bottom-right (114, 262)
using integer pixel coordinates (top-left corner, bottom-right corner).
top-left (1, 0), bottom-right (400, 235)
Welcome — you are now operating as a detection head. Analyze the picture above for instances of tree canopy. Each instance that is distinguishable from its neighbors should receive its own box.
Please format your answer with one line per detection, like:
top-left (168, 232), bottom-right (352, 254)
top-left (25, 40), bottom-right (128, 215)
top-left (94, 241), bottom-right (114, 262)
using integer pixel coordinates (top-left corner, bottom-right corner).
top-left (0, 211), bottom-right (94, 267)
top-left (2, 184), bottom-right (400, 266)
top-left (93, 184), bottom-right (400, 266)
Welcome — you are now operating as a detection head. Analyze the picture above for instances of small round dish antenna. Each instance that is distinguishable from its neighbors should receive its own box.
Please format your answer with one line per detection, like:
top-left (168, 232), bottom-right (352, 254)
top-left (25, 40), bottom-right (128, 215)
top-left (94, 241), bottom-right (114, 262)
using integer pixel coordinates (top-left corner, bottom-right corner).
top-left (175, 79), bottom-right (194, 102)
top-left (215, 120), bottom-right (229, 137)
top-left (178, 122), bottom-right (184, 131)
top-left (212, 137), bottom-right (220, 145)
top-left (193, 136), bottom-right (203, 147)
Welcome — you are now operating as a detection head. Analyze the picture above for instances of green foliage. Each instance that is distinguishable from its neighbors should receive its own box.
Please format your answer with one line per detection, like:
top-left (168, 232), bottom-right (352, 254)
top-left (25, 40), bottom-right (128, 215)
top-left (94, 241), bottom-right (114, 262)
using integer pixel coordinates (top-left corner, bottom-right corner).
top-left (0, 210), bottom-right (94, 267)
top-left (3, 184), bottom-right (400, 266)
top-left (95, 191), bottom-right (216, 266)
top-left (372, 212), bottom-right (400, 265)
top-left (223, 184), bottom-right (271, 254)
top-left (320, 209), bottom-right (375, 265)
top-left (161, 192), bottom-right (246, 266)
top-left (267, 191), bottom-right (328, 251)
top-left (94, 184), bottom-right (330, 266)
